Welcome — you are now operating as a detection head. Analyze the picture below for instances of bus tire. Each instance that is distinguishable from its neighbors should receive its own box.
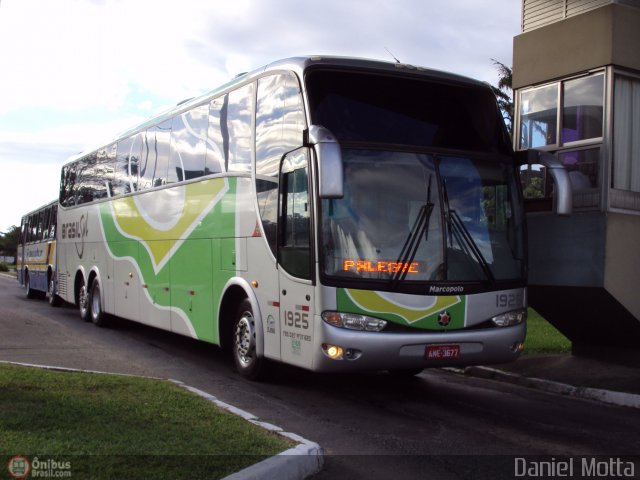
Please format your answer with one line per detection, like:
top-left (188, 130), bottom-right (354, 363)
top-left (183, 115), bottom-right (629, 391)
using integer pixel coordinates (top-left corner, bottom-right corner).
top-left (232, 299), bottom-right (267, 381)
top-left (89, 278), bottom-right (108, 327)
top-left (48, 278), bottom-right (61, 307)
top-left (79, 280), bottom-right (91, 322)
top-left (25, 272), bottom-right (37, 299)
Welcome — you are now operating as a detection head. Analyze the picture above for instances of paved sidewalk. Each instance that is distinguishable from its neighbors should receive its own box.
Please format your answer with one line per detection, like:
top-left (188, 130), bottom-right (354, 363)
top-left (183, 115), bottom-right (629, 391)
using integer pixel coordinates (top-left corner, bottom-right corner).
top-left (461, 353), bottom-right (640, 408)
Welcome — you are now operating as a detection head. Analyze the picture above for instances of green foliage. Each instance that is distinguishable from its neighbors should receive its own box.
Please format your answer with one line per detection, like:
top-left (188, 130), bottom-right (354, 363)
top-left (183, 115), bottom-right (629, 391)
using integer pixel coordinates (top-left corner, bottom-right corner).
top-left (0, 262), bottom-right (9, 272)
top-left (491, 59), bottom-right (513, 136)
top-left (0, 225), bottom-right (20, 257)
top-left (522, 176), bottom-right (545, 199)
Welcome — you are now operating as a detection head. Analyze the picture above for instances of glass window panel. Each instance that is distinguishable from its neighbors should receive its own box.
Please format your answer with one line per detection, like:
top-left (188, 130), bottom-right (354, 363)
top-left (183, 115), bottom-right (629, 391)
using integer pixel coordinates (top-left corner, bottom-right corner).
top-left (613, 76), bottom-right (640, 192)
top-left (562, 74), bottom-right (604, 143)
top-left (139, 130), bottom-right (157, 190)
top-left (307, 70), bottom-right (510, 154)
top-left (280, 148), bottom-right (311, 279)
top-left (113, 135), bottom-right (141, 195)
top-left (94, 145), bottom-right (114, 200)
top-left (558, 148), bottom-right (599, 191)
top-left (49, 206), bottom-right (57, 239)
top-left (154, 121), bottom-right (172, 186)
top-left (206, 97), bottom-right (226, 175)
top-left (76, 154), bottom-right (98, 205)
top-left (140, 121), bottom-right (172, 189)
top-left (169, 105), bottom-right (208, 183)
top-left (227, 83), bottom-right (254, 173)
top-left (256, 73), bottom-right (305, 256)
top-left (519, 84), bottom-right (558, 149)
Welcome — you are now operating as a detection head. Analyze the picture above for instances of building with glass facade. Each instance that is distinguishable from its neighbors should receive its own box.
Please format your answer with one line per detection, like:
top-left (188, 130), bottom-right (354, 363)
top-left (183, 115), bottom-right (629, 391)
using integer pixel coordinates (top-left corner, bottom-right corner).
top-left (513, 0), bottom-right (640, 353)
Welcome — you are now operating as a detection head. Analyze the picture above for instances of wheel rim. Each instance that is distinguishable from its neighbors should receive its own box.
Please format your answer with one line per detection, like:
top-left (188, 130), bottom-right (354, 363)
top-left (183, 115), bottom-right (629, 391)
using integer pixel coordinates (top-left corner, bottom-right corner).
top-left (49, 279), bottom-right (55, 302)
top-left (91, 286), bottom-right (101, 321)
top-left (79, 285), bottom-right (88, 316)
top-left (235, 311), bottom-right (255, 368)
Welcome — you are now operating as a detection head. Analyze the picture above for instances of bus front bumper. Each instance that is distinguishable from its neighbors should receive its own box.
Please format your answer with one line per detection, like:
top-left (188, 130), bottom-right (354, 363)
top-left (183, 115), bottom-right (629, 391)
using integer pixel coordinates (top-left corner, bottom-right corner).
top-left (311, 320), bottom-right (526, 372)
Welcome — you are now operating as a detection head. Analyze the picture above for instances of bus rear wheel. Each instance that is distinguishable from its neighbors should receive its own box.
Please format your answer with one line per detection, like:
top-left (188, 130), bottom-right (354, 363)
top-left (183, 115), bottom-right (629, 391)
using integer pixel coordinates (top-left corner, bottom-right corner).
top-left (232, 299), bottom-right (267, 381)
top-left (89, 278), bottom-right (108, 327)
top-left (79, 281), bottom-right (91, 322)
top-left (25, 273), bottom-right (37, 299)
top-left (48, 278), bottom-right (61, 307)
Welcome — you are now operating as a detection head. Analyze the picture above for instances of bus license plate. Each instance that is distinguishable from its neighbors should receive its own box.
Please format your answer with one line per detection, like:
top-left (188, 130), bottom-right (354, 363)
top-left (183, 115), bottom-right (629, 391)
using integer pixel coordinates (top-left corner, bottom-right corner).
top-left (425, 344), bottom-right (460, 360)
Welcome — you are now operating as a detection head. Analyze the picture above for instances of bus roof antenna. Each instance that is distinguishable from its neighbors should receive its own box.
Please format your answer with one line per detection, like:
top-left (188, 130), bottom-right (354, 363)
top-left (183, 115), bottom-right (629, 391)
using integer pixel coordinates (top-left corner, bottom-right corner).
top-left (384, 47), bottom-right (401, 64)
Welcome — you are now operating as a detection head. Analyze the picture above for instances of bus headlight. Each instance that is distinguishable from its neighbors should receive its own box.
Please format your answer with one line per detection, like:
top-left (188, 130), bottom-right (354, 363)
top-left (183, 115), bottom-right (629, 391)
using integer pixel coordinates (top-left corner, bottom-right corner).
top-left (491, 309), bottom-right (527, 327)
top-left (322, 344), bottom-right (344, 360)
top-left (322, 312), bottom-right (387, 332)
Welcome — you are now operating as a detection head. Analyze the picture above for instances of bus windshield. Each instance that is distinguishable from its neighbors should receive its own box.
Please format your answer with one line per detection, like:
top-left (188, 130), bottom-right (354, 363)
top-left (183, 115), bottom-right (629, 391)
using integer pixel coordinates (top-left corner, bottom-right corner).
top-left (310, 68), bottom-right (524, 289)
top-left (321, 150), bottom-right (524, 287)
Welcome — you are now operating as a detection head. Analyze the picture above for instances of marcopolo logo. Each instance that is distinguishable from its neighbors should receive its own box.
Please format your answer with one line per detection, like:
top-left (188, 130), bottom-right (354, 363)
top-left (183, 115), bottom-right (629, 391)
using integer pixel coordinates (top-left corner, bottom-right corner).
top-left (7, 456), bottom-right (72, 479)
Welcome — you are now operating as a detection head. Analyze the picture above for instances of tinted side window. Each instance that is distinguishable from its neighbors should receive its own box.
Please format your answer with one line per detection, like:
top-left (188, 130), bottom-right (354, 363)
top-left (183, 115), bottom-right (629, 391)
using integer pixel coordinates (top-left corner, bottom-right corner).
top-left (113, 135), bottom-right (142, 195)
top-left (256, 73), bottom-right (305, 255)
top-left (49, 206), bottom-right (57, 239)
top-left (154, 121), bottom-right (172, 186)
top-left (60, 164), bottom-right (74, 207)
top-left (139, 129), bottom-right (157, 190)
top-left (207, 96), bottom-right (227, 174)
top-left (95, 145), bottom-right (115, 200)
top-left (227, 83), bottom-right (254, 173)
top-left (280, 148), bottom-right (311, 279)
top-left (169, 105), bottom-right (208, 183)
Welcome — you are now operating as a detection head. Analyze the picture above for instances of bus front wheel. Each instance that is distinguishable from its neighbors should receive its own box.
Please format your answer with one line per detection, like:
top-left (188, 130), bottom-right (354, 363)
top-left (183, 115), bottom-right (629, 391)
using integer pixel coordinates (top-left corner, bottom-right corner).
top-left (232, 299), bottom-right (267, 381)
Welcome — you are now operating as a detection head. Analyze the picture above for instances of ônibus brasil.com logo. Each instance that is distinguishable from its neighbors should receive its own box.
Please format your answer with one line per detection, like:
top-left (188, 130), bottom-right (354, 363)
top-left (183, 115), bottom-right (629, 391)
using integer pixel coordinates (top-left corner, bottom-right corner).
top-left (7, 456), bottom-right (72, 478)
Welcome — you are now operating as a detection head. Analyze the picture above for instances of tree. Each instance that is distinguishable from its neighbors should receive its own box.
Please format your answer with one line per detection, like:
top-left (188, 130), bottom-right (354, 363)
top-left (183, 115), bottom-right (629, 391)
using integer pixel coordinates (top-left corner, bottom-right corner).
top-left (491, 59), bottom-right (514, 136)
top-left (0, 225), bottom-right (21, 260)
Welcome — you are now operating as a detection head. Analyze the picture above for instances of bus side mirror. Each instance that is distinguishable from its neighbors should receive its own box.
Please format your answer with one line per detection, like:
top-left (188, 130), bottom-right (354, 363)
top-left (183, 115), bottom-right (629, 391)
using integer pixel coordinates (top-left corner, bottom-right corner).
top-left (307, 125), bottom-right (344, 199)
top-left (517, 149), bottom-right (573, 216)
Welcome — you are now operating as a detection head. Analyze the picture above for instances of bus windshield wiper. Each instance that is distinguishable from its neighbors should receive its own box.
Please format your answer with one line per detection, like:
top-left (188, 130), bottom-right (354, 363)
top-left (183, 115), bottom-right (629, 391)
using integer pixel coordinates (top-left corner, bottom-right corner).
top-left (442, 180), bottom-right (495, 284)
top-left (390, 175), bottom-right (434, 289)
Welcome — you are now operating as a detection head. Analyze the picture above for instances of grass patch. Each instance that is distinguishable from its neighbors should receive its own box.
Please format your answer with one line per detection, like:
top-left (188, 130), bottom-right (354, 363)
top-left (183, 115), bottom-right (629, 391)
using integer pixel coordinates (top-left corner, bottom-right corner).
top-left (524, 308), bottom-right (571, 354)
top-left (0, 363), bottom-right (293, 479)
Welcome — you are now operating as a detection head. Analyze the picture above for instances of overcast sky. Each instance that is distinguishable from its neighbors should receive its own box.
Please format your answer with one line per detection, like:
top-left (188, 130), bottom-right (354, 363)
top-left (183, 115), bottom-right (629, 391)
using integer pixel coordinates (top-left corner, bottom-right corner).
top-left (0, 0), bottom-right (521, 233)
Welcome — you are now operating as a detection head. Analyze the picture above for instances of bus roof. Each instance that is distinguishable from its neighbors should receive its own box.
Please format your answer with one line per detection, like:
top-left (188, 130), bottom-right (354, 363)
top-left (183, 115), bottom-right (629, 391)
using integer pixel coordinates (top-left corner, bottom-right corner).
top-left (64, 56), bottom-right (492, 165)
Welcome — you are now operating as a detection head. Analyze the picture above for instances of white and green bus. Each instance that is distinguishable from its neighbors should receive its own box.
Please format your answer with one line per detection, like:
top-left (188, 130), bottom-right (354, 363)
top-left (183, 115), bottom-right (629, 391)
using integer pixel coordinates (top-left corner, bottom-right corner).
top-left (55, 56), bottom-right (571, 379)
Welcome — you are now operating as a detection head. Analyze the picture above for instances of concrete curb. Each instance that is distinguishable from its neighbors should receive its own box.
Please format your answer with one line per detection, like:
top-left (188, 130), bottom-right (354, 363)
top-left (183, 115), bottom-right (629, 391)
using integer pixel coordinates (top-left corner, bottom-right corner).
top-left (1, 361), bottom-right (324, 479)
top-left (456, 366), bottom-right (640, 409)
top-left (170, 381), bottom-right (324, 480)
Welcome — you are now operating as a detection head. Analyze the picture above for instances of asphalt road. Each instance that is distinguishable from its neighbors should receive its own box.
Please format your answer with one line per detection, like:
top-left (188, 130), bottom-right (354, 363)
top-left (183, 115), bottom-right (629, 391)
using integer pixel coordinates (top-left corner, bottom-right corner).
top-left (1, 274), bottom-right (639, 480)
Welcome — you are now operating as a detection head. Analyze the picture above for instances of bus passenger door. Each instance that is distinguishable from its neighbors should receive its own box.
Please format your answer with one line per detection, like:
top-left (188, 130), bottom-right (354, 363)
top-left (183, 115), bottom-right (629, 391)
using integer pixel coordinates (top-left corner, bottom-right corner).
top-left (278, 148), bottom-right (315, 369)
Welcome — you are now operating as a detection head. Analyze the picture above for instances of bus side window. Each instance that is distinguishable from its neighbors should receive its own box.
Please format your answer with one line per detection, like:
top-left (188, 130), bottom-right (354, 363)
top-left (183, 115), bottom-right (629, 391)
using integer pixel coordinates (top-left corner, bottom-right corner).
top-left (113, 135), bottom-right (141, 196)
top-left (139, 129), bottom-right (157, 190)
top-left (279, 148), bottom-right (311, 279)
top-left (170, 106), bottom-right (207, 183)
top-left (227, 83), bottom-right (254, 173)
top-left (256, 72), bottom-right (306, 257)
top-left (49, 206), bottom-right (57, 239)
top-left (207, 97), bottom-right (226, 175)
